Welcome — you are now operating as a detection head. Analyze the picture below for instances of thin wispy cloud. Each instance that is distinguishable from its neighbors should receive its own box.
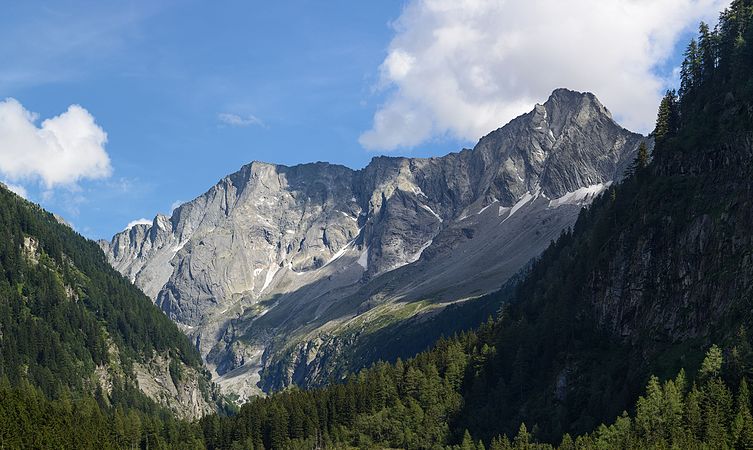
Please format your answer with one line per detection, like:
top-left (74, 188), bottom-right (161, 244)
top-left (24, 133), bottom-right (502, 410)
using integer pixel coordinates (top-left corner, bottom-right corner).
top-left (170, 200), bottom-right (184, 213)
top-left (124, 218), bottom-right (152, 230)
top-left (218, 112), bottom-right (266, 128)
top-left (360, 0), bottom-right (730, 151)
top-left (0, 4), bottom-right (161, 91)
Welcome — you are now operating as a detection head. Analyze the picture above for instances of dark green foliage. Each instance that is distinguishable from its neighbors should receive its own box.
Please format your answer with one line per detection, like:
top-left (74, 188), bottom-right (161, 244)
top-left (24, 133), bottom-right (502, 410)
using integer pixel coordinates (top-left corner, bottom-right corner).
top-left (5, 2), bottom-right (753, 448)
top-left (0, 379), bottom-right (205, 449)
top-left (199, 332), bottom-right (480, 449)
top-left (680, 39), bottom-right (701, 98)
top-left (654, 90), bottom-right (679, 144)
top-left (676, 1), bottom-right (753, 143)
top-left (625, 141), bottom-right (651, 177)
top-left (196, 4), bottom-right (753, 448)
top-left (0, 186), bottom-right (211, 447)
top-left (196, 344), bottom-right (753, 449)
top-left (0, 187), bottom-right (201, 382)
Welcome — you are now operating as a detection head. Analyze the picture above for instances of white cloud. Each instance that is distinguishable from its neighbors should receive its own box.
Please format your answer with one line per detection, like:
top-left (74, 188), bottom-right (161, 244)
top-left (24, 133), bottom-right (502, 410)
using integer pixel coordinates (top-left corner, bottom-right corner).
top-left (218, 112), bottom-right (266, 128)
top-left (170, 199), bottom-right (184, 213)
top-left (0, 98), bottom-right (112, 187)
top-left (2, 181), bottom-right (28, 199)
top-left (124, 218), bottom-right (152, 230)
top-left (361, 0), bottom-right (730, 150)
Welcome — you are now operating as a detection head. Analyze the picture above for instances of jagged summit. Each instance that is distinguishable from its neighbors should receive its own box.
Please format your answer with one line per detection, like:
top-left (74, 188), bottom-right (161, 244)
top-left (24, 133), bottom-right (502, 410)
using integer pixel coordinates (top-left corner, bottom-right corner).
top-left (100, 89), bottom-right (649, 399)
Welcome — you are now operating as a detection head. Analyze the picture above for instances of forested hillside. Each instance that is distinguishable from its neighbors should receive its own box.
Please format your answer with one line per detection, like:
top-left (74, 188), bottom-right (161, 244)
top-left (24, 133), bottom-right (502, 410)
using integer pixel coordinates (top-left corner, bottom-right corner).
top-left (197, 1), bottom-right (753, 448)
top-left (2, 1), bottom-right (752, 448)
top-left (0, 185), bottom-right (215, 447)
top-left (0, 187), bottom-right (202, 391)
top-left (454, 0), bottom-right (753, 441)
top-left (199, 341), bottom-right (753, 449)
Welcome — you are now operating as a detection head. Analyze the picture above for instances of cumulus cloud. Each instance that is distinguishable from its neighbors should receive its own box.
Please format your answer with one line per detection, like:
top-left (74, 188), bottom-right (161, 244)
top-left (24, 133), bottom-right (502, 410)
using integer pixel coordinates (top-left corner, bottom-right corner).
top-left (218, 112), bottom-right (266, 128)
top-left (360, 0), bottom-right (730, 150)
top-left (124, 218), bottom-right (152, 230)
top-left (0, 98), bottom-right (112, 187)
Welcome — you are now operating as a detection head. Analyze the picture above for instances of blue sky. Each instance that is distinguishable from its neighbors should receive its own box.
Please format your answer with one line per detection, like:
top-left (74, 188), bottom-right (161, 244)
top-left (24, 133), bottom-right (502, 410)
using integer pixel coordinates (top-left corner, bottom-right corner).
top-left (0, 0), bottom-right (728, 239)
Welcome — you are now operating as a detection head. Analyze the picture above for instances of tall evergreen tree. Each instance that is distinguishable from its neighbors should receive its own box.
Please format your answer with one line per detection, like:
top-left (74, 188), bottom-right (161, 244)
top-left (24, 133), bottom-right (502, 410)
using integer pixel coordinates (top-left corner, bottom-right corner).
top-left (654, 90), bottom-right (679, 143)
top-left (698, 22), bottom-right (718, 82)
top-left (732, 378), bottom-right (753, 448)
top-left (701, 345), bottom-right (724, 381)
top-left (680, 39), bottom-right (701, 98)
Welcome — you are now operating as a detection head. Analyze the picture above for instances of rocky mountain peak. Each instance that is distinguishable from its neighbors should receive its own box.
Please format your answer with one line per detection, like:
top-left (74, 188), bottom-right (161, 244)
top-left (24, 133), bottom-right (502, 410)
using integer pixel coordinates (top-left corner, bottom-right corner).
top-left (101, 89), bottom-right (650, 399)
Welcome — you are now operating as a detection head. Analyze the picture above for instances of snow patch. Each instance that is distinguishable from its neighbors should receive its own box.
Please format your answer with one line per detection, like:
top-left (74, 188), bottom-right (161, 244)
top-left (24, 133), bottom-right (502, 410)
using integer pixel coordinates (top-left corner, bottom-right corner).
top-left (171, 239), bottom-right (188, 253)
top-left (338, 211), bottom-right (356, 221)
top-left (260, 265), bottom-right (279, 294)
top-left (548, 182), bottom-right (612, 208)
top-left (411, 185), bottom-right (428, 198)
top-left (322, 225), bottom-right (365, 268)
top-left (460, 199), bottom-right (500, 221)
top-left (324, 242), bottom-right (351, 267)
top-left (408, 239), bottom-right (433, 263)
top-left (357, 247), bottom-right (369, 270)
top-left (420, 204), bottom-right (443, 223)
top-left (477, 199), bottom-right (498, 215)
top-left (500, 191), bottom-right (535, 223)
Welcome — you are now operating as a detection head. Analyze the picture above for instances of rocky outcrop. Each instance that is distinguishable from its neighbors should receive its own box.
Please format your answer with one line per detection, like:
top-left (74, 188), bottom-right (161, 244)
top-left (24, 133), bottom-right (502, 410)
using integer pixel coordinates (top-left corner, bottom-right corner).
top-left (133, 354), bottom-right (215, 420)
top-left (101, 89), bottom-right (649, 400)
top-left (93, 339), bottom-right (214, 420)
top-left (587, 134), bottom-right (753, 344)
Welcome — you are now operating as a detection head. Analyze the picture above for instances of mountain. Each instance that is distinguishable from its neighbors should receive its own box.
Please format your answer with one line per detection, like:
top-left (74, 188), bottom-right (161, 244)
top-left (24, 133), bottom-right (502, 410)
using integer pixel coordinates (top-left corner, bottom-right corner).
top-left (449, 6), bottom-right (753, 441)
top-left (101, 88), bottom-right (648, 399)
top-left (198, 3), bottom-right (753, 448)
top-left (0, 185), bottom-right (215, 420)
top-left (6, 2), bottom-right (752, 447)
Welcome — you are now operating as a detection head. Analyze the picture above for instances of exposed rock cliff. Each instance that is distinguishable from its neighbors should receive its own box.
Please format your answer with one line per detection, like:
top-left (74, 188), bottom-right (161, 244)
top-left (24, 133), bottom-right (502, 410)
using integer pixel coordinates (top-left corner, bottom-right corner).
top-left (101, 89), bottom-right (648, 399)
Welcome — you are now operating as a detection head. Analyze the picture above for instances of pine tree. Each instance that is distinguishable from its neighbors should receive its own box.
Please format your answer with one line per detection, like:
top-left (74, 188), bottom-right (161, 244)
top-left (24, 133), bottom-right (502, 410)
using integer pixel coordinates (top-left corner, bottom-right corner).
top-left (703, 378), bottom-right (733, 447)
top-left (663, 378), bottom-right (685, 445)
top-left (685, 383), bottom-right (703, 442)
top-left (635, 375), bottom-right (665, 446)
top-left (125, 409), bottom-right (142, 450)
top-left (680, 39), bottom-right (701, 98)
top-left (558, 433), bottom-right (575, 450)
top-left (698, 22), bottom-right (717, 82)
top-left (654, 90), bottom-right (679, 144)
top-left (700, 344), bottom-right (724, 381)
top-left (490, 435), bottom-right (512, 450)
top-left (727, 326), bottom-right (753, 384)
top-left (627, 142), bottom-right (651, 178)
top-left (718, 0), bottom-right (749, 77)
top-left (461, 429), bottom-right (475, 450)
top-left (732, 378), bottom-right (753, 448)
top-left (512, 423), bottom-right (530, 450)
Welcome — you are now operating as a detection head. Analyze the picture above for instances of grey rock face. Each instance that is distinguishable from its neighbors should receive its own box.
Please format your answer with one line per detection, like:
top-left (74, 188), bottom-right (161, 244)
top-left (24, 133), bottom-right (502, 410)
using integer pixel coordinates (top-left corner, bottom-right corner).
top-left (101, 89), bottom-right (649, 400)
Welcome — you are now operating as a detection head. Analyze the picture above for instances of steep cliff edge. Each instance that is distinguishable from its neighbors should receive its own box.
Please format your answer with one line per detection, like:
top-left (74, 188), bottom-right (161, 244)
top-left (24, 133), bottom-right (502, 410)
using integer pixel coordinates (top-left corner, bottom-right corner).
top-left (101, 89), bottom-right (648, 399)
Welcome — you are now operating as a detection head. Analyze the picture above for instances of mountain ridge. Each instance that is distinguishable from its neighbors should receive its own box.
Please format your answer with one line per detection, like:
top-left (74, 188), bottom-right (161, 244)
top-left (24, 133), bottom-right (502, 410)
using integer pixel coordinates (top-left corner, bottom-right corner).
top-left (101, 88), bottom-right (649, 399)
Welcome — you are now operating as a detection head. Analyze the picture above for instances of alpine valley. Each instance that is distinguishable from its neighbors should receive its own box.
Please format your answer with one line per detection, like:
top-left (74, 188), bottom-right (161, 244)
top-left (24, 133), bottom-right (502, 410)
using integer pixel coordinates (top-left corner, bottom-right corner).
top-left (2, 1), bottom-right (753, 449)
top-left (100, 88), bottom-right (648, 400)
